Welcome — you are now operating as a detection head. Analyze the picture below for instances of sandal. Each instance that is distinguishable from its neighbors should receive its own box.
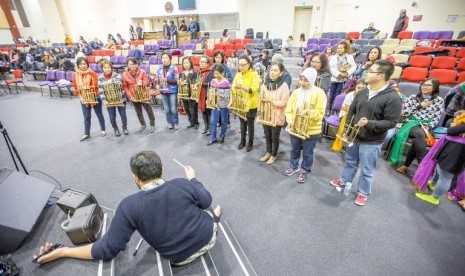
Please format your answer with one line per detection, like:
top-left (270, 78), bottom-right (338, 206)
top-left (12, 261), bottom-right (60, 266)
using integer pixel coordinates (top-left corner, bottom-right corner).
top-left (396, 166), bottom-right (408, 175)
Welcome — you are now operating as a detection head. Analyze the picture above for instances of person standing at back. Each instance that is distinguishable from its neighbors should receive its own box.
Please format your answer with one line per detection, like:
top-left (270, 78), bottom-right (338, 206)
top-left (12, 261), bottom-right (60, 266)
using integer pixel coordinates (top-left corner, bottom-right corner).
top-left (391, 9), bottom-right (409, 38)
top-left (188, 17), bottom-right (198, 40)
top-left (329, 60), bottom-right (402, 206)
top-left (136, 23), bottom-right (143, 40)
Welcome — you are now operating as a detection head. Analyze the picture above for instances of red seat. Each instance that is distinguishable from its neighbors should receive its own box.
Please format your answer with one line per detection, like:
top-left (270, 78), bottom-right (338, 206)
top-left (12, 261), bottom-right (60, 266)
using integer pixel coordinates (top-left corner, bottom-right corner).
top-left (437, 47), bottom-right (457, 57)
top-left (409, 55), bottom-right (432, 68)
top-left (431, 56), bottom-right (457, 69)
top-left (225, 49), bottom-right (234, 58)
top-left (191, 56), bottom-right (200, 66)
top-left (457, 58), bottom-right (465, 71)
top-left (234, 43), bottom-right (244, 50)
top-left (232, 39), bottom-right (242, 45)
top-left (457, 71), bottom-right (465, 83)
top-left (429, 69), bottom-right (457, 85)
top-left (401, 67), bottom-right (428, 82)
top-left (176, 65), bottom-right (182, 74)
top-left (347, 32), bottom-right (360, 39)
top-left (224, 43), bottom-right (234, 50)
top-left (214, 44), bottom-right (224, 50)
top-left (413, 46), bottom-right (434, 55)
top-left (456, 47), bottom-right (465, 59)
top-left (205, 49), bottom-right (214, 57)
top-left (87, 56), bottom-right (95, 63)
top-left (242, 38), bottom-right (252, 44)
top-left (105, 50), bottom-right (115, 56)
top-left (5, 69), bottom-right (29, 93)
top-left (398, 31), bottom-right (413, 40)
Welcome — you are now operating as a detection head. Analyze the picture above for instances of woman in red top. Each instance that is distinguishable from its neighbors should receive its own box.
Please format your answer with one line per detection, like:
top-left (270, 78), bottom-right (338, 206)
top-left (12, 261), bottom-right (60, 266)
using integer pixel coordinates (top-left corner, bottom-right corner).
top-left (198, 55), bottom-right (213, 135)
top-left (122, 57), bottom-right (156, 133)
top-left (72, 57), bottom-right (106, 141)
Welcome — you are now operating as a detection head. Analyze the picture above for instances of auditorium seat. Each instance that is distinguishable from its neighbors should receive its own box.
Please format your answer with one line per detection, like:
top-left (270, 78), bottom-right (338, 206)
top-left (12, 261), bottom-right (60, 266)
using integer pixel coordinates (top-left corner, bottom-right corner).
top-left (318, 38), bottom-right (330, 45)
top-left (361, 45), bottom-right (374, 53)
top-left (376, 32), bottom-right (388, 39)
top-left (390, 66), bottom-right (403, 80)
top-left (399, 39), bottom-right (418, 47)
top-left (409, 55), bottom-right (432, 68)
top-left (389, 54), bottom-right (409, 63)
top-left (431, 31), bottom-right (454, 40)
top-left (429, 69), bottom-right (457, 85)
top-left (354, 39), bottom-right (369, 46)
top-left (307, 38), bottom-right (318, 45)
top-left (457, 71), bottom-right (465, 83)
top-left (347, 32), bottom-right (360, 39)
top-left (394, 45), bottom-right (413, 54)
top-left (456, 48), bottom-right (465, 59)
top-left (457, 58), bottom-right (465, 71)
top-left (398, 31), bottom-right (413, 40)
top-left (431, 56), bottom-right (457, 70)
top-left (398, 82), bottom-right (420, 97)
top-left (401, 67), bottom-right (428, 82)
top-left (384, 39), bottom-right (400, 46)
top-left (380, 44), bottom-right (395, 55)
top-left (436, 47), bottom-right (457, 57)
top-left (413, 31), bottom-right (432, 40)
top-left (368, 39), bottom-right (384, 46)
top-left (413, 46), bottom-right (434, 55)
top-left (457, 31), bottom-right (465, 40)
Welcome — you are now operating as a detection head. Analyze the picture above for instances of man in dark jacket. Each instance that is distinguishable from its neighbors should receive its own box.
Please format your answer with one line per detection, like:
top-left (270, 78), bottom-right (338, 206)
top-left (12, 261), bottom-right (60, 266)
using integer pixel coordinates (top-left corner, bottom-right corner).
top-left (330, 60), bottom-right (402, 206)
top-left (188, 17), bottom-right (198, 39)
top-left (391, 9), bottom-right (409, 38)
top-left (34, 151), bottom-right (221, 266)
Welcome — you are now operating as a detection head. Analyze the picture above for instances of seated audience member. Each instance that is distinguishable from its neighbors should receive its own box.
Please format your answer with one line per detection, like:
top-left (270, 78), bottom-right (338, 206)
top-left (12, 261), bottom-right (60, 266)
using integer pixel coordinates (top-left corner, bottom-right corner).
top-left (226, 51), bottom-right (238, 69)
top-left (390, 78), bottom-right (444, 173)
top-left (344, 38), bottom-right (361, 58)
top-left (354, 46), bottom-right (382, 79)
top-left (116, 33), bottom-right (127, 47)
top-left (33, 151), bottom-right (221, 266)
top-left (221, 29), bottom-right (231, 44)
top-left (200, 32), bottom-right (210, 49)
top-left (104, 37), bottom-right (116, 50)
top-left (9, 48), bottom-right (20, 69)
top-left (90, 38), bottom-right (104, 50)
top-left (361, 22), bottom-right (380, 36)
top-left (64, 34), bottom-right (73, 46)
top-left (257, 50), bottom-right (271, 71)
top-left (179, 20), bottom-right (188, 32)
top-left (443, 82), bottom-right (465, 127)
top-left (412, 110), bottom-right (465, 205)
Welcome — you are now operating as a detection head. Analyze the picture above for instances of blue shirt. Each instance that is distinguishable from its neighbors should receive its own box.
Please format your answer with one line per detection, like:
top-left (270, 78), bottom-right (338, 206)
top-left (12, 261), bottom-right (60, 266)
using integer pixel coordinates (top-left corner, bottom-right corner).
top-left (91, 178), bottom-right (214, 262)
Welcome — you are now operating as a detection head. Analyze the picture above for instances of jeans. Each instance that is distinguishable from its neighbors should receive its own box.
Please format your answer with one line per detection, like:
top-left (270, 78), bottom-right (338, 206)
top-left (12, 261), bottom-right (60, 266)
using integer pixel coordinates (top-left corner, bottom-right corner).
top-left (171, 35), bottom-right (177, 48)
top-left (107, 102), bottom-right (128, 129)
top-left (432, 165), bottom-right (455, 198)
top-left (341, 142), bottom-right (382, 196)
top-left (81, 98), bottom-right (105, 135)
top-left (133, 102), bottom-right (155, 126)
top-left (182, 99), bottom-right (199, 126)
top-left (328, 82), bottom-right (344, 112)
top-left (210, 108), bottom-right (229, 141)
top-left (289, 135), bottom-right (318, 173)
top-left (162, 93), bottom-right (179, 125)
top-left (263, 125), bottom-right (282, 156)
top-left (383, 128), bottom-right (396, 143)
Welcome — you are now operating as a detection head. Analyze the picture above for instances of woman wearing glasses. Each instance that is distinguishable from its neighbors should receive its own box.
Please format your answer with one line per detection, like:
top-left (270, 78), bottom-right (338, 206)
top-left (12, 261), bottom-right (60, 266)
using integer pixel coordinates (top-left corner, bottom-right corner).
top-left (231, 54), bottom-right (260, 152)
top-left (390, 78), bottom-right (444, 174)
top-left (309, 53), bottom-right (331, 92)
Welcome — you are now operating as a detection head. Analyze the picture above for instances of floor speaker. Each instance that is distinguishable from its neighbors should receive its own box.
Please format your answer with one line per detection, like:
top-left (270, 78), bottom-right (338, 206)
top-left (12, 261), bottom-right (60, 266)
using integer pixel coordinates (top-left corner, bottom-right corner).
top-left (0, 168), bottom-right (55, 254)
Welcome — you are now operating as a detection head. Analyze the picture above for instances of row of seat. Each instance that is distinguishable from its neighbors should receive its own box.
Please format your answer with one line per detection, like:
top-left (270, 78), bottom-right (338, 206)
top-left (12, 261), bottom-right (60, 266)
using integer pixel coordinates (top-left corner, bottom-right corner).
top-left (344, 30), bottom-right (459, 40)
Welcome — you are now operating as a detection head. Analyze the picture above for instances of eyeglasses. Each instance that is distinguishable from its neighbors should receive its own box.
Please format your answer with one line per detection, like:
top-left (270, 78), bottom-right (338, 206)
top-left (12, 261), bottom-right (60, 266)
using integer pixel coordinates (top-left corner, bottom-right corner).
top-left (421, 83), bottom-right (433, 87)
top-left (311, 60), bottom-right (321, 64)
top-left (238, 63), bottom-right (248, 67)
top-left (367, 69), bottom-right (383, 74)
top-left (200, 60), bottom-right (208, 63)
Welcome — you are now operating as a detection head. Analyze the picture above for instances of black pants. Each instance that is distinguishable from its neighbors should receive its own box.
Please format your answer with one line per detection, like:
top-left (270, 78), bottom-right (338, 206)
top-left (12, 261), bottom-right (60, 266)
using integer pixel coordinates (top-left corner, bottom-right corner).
top-left (328, 82), bottom-right (344, 112)
top-left (404, 126), bottom-right (427, 167)
top-left (263, 125), bottom-right (282, 156)
top-left (183, 99), bottom-right (199, 126)
top-left (134, 102), bottom-right (155, 126)
top-left (239, 108), bottom-right (257, 145)
top-left (391, 31), bottom-right (400, 38)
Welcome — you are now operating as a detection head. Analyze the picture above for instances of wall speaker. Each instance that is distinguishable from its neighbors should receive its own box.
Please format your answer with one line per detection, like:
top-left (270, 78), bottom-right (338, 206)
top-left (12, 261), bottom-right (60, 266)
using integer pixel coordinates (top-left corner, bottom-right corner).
top-left (65, 203), bottom-right (103, 245)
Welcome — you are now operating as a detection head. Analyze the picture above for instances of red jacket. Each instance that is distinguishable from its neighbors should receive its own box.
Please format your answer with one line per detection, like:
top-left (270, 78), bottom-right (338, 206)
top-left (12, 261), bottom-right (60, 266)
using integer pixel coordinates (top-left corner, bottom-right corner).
top-left (122, 68), bottom-right (150, 100)
top-left (72, 70), bottom-right (98, 97)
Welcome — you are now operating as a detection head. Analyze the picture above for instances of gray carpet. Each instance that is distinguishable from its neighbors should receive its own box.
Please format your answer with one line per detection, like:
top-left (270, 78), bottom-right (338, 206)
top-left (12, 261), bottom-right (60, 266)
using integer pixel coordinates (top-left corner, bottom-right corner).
top-left (1, 92), bottom-right (464, 276)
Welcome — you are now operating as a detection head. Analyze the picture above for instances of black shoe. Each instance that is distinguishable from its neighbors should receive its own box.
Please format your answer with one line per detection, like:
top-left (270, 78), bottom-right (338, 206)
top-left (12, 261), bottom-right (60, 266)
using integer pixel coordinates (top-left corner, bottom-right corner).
top-left (238, 142), bottom-right (246, 150)
top-left (187, 124), bottom-right (195, 129)
top-left (246, 144), bottom-right (253, 152)
top-left (114, 128), bottom-right (121, 137)
top-left (123, 127), bottom-right (129, 135)
top-left (206, 140), bottom-right (217, 146)
top-left (220, 137), bottom-right (225, 143)
top-left (194, 124), bottom-right (199, 129)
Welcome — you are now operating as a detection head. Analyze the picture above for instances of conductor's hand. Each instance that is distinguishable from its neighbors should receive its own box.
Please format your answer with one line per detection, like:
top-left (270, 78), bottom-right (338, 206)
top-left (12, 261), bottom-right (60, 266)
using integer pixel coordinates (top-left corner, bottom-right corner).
top-left (358, 117), bottom-right (368, 127)
top-left (184, 166), bottom-right (196, 180)
top-left (33, 242), bottom-right (65, 265)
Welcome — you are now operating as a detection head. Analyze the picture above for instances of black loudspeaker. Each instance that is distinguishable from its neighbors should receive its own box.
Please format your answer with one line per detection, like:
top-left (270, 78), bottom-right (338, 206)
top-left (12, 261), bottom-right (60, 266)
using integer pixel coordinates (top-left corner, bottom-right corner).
top-left (0, 168), bottom-right (55, 254)
top-left (65, 203), bottom-right (103, 245)
top-left (56, 189), bottom-right (98, 216)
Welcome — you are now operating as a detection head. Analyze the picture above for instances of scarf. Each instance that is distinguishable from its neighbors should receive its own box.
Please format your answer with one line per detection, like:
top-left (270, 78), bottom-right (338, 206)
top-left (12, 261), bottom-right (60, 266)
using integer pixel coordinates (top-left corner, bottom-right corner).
top-left (389, 116), bottom-right (431, 166)
top-left (264, 75), bottom-right (284, 91)
top-left (76, 68), bottom-right (93, 89)
top-left (412, 113), bottom-right (465, 192)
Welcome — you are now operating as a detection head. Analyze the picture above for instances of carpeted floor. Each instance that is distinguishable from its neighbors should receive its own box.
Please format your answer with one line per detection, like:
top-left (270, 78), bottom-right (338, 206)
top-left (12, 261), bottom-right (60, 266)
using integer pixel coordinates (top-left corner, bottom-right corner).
top-left (1, 91), bottom-right (464, 276)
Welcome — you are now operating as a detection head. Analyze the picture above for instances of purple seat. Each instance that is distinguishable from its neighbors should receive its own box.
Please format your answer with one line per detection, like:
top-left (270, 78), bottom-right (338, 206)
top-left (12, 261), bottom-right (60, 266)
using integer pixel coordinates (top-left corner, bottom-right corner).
top-left (318, 44), bottom-right (330, 52)
top-left (144, 44), bottom-right (152, 51)
top-left (89, 63), bottom-right (98, 72)
top-left (118, 56), bottom-right (127, 64)
top-left (149, 56), bottom-right (158, 65)
top-left (188, 44), bottom-right (196, 50)
top-left (321, 32), bottom-right (333, 39)
top-left (318, 38), bottom-right (330, 45)
top-left (158, 40), bottom-right (165, 46)
top-left (325, 115), bottom-right (340, 127)
top-left (307, 38), bottom-right (318, 45)
top-left (129, 49), bottom-right (135, 57)
top-left (306, 44), bottom-right (319, 51)
top-left (139, 65), bottom-right (149, 74)
top-left (332, 94), bottom-right (346, 114)
top-left (431, 31), bottom-right (454, 40)
top-left (47, 70), bottom-right (66, 97)
top-left (55, 70), bottom-right (73, 98)
top-left (354, 39), bottom-right (369, 46)
top-left (110, 56), bottom-right (119, 64)
top-left (323, 93), bottom-right (346, 136)
top-left (39, 70), bottom-right (57, 97)
top-left (179, 44), bottom-right (187, 50)
top-left (151, 44), bottom-right (160, 51)
top-left (413, 31), bottom-right (431, 40)
top-left (191, 39), bottom-right (198, 44)
top-left (330, 38), bottom-right (342, 46)
top-left (334, 32), bottom-right (347, 39)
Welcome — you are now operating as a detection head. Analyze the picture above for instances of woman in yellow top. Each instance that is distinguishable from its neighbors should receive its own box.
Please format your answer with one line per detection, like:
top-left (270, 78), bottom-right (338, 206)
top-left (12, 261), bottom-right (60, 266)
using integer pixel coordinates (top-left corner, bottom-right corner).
top-left (231, 54), bottom-right (260, 152)
top-left (284, 68), bottom-right (327, 183)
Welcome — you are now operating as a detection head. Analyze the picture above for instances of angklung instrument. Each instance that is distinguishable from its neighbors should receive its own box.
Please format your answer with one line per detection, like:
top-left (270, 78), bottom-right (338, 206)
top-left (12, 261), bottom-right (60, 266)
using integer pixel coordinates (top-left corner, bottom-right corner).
top-left (230, 83), bottom-right (248, 120)
top-left (133, 83), bottom-right (150, 103)
top-left (103, 82), bottom-right (124, 107)
top-left (336, 115), bottom-right (360, 147)
top-left (257, 85), bottom-right (276, 127)
top-left (286, 94), bottom-right (314, 139)
top-left (80, 86), bottom-right (99, 105)
top-left (206, 86), bottom-right (220, 110)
